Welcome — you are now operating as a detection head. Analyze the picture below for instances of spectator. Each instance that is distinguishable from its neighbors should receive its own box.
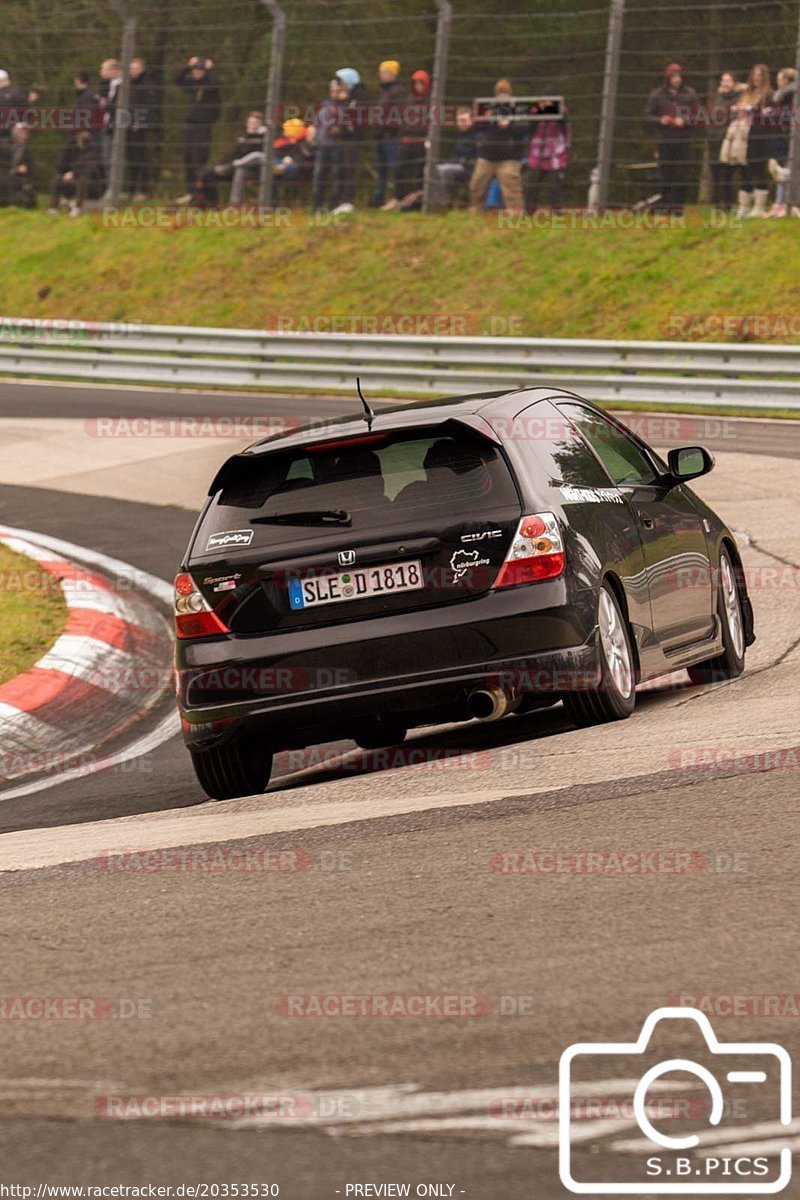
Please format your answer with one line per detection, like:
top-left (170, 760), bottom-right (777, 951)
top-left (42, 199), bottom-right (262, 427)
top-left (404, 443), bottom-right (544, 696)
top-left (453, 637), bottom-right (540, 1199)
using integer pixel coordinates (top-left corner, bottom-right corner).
top-left (312, 78), bottom-right (345, 212)
top-left (371, 59), bottom-right (405, 207)
top-left (174, 55), bottom-right (222, 203)
top-left (196, 111), bottom-right (266, 206)
top-left (469, 78), bottom-right (526, 214)
top-left (0, 69), bottom-right (29, 144)
top-left (721, 63), bottom-right (773, 218)
top-left (768, 68), bottom-right (796, 217)
top-left (390, 68), bottom-right (431, 210)
top-left (434, 106), bottom-right (478, 208)
top-left (97, 58), bottom-right (122, 189)
top-left (73, 68), bottom-right (99, 126)
top-left (524, 98), bottom-right (571, 211)
top-left (0, 124), bottom-right (35, 208)
top-left (128, 57), bottom-right (157, 201)
top-left (707, 72), bottom-right (742, 213)
top-left (47, 129), bottom-right (103, 216)
top-left (645, 62), bottom-right (699, 215)
top-left (272, 118), bottom-right (315, 203)
top-left (331, 67), bottom-right (368, 215)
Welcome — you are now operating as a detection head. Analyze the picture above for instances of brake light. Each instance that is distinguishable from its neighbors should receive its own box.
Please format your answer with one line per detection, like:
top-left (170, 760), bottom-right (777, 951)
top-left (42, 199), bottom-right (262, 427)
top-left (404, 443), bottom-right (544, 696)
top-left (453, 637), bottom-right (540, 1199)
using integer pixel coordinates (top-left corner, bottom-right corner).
top-left (173, 572), bottom-right (229, 639)
top-left (493, 512), bottom-right (565, 588)
top-left (305, 434), bottom-right (387, 452)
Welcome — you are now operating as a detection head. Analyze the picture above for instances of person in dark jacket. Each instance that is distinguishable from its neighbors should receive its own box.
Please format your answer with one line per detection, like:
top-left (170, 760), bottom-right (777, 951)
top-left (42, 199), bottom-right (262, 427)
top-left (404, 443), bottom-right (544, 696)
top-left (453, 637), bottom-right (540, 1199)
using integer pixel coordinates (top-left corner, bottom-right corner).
top-left (312, 78), bottom-right (346, 211)
top-left (73, 69), bottom-right (99, 126)
top-left (331, 67), bottom-right (368, 214)
top-left (272, 118), bottom-right (315, 203)
top-left (0, 124), bottom-right (35, 207)
top-left (371, 60), bottom-right (405, 207)
top-left (434, 106), bottom-right (478, 208)
top-left (767, 68), bottom-right (796, 216)
top-left (128, 57), bottom-right (157, 200)
top-left (195, 111), bottom-right (266, 206)
top-left (174, 56), bottom-right (222, 202)
top-left (707, 71), bottom-right (742, 213)
top-left (645, 62), bottom-right (699, 214)
top-left (0, 70), bottom-right (30, 145)
top-left (391, 68), bottom-right (431, 209)
top-left (469, 78), bottom-right (526, 213)
top-left (47, 129), bottom-right (103, 215)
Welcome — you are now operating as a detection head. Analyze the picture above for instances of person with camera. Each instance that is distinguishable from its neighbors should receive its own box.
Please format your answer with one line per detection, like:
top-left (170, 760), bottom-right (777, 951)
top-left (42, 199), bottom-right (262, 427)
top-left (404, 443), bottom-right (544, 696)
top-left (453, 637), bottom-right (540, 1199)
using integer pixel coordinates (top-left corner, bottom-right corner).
top-left (469, 78), bottom-right (526, 214)
top-left (174, 55), bottom-right (222, 203)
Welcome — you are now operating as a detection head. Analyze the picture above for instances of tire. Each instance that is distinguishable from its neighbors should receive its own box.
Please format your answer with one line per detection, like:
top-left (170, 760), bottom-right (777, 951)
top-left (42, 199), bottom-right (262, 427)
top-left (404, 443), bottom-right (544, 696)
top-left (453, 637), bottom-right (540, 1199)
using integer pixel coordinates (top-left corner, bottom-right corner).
top-left (354, 723), bottom-right (408, 751)
top-left (686, 547), bottom-right (746, 685)
top-left (562, 583), bottom-right (636, 728)
top-left (189, 730), bottom-right (273, 801)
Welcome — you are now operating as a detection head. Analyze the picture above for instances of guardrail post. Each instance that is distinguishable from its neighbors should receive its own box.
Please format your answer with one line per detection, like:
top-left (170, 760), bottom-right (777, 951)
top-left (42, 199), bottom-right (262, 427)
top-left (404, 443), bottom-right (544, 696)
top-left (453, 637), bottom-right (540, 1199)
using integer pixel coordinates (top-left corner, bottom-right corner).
top-left (257, 0), bottom-right (286, 207)
top-left (595, 0), bottom-right (625, 210)
top-left (422, 0), bottom-right (453, 214)
top-left (106, 0), bottom-right (136, 207)
top-left (785, 1), bottom-right (800, 212)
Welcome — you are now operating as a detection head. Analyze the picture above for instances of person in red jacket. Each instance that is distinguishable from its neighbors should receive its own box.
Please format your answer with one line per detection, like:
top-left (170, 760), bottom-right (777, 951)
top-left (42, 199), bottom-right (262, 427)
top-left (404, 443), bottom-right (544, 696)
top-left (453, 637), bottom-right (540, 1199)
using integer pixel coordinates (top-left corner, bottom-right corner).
top-left (388, 68), bottom-right (431, 210)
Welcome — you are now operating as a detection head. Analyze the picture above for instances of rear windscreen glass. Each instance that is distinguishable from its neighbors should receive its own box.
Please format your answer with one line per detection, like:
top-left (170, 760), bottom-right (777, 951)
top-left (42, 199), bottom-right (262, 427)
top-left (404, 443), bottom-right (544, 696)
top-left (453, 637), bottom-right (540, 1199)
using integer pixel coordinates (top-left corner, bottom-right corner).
top-left (195, 430), bottom-right (519, 553)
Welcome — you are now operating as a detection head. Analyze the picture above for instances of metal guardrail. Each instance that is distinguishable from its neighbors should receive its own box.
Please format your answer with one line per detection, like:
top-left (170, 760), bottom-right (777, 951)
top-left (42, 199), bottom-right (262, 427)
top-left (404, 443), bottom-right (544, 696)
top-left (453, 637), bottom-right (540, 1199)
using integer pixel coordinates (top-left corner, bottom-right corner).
top-left (1, 319), bottom-right (799, 409)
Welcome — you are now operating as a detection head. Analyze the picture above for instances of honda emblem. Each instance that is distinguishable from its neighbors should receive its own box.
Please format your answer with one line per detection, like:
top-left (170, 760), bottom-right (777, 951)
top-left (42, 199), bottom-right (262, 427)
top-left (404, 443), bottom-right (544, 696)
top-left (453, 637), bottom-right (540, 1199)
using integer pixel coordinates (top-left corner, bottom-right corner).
top-left (338, 550), bottom-right (356, 566)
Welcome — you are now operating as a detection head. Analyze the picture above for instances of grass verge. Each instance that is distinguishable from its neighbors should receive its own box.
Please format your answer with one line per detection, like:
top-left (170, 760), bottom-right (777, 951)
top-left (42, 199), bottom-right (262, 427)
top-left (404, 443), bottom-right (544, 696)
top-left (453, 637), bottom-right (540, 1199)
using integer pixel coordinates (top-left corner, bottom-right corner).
top-left (2, 206), bottom-right (800, 342)
top-left (0, 543), bottom-right (67, 687)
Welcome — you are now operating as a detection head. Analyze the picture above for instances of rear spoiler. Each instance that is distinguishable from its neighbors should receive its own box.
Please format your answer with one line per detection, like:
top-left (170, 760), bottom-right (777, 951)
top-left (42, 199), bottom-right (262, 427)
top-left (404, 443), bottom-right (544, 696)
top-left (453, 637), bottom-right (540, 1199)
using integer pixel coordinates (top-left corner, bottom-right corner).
top-left (206, 415), bottom-right (501, 496)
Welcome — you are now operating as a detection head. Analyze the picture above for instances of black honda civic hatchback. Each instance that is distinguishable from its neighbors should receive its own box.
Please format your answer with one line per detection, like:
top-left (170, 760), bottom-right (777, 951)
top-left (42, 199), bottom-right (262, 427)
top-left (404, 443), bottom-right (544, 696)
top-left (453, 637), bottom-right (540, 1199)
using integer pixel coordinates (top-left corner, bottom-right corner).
top-left (175, 387), bottom-right (754, 799)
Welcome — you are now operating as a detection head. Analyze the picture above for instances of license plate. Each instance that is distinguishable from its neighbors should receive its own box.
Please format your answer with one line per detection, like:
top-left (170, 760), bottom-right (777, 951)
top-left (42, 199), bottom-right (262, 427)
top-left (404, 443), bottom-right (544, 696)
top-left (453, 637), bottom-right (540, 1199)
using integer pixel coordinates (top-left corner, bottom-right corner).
top-left (288, 559), bottom-right (424, 611)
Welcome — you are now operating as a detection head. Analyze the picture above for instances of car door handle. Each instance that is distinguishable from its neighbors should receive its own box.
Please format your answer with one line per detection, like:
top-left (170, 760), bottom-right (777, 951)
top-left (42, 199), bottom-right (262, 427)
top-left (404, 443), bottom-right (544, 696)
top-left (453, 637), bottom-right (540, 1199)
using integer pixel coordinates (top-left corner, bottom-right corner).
top-left (639, 514), bottom-right (655, 530)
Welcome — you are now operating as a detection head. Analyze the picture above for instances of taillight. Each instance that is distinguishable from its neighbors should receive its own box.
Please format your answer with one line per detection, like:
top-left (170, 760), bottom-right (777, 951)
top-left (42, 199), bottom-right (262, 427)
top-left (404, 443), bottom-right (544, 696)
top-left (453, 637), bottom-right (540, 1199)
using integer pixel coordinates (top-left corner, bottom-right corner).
top-left (493, 512), bottom-right (565, 588)
top-left (173, 572), bottom-right (229, 639)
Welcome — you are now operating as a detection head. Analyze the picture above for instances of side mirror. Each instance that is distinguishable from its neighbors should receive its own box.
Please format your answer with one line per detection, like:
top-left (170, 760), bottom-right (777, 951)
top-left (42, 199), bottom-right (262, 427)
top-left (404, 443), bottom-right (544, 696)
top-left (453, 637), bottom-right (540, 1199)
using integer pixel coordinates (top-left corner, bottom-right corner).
top-left (666, 445), bottom-right (715, 483)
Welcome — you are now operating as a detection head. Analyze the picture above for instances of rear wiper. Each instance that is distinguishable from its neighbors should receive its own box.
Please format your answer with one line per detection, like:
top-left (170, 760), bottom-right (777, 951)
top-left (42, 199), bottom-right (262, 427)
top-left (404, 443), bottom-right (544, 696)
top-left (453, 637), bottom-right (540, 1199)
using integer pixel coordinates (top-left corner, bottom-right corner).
top-left (251, 508), bottom-right (352, 526)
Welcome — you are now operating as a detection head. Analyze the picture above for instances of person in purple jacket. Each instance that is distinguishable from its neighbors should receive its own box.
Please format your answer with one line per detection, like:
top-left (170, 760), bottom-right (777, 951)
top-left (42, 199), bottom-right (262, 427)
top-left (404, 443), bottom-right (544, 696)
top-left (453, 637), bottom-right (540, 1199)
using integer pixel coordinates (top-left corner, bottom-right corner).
top-left (524, 100), bottom-right (571, 211)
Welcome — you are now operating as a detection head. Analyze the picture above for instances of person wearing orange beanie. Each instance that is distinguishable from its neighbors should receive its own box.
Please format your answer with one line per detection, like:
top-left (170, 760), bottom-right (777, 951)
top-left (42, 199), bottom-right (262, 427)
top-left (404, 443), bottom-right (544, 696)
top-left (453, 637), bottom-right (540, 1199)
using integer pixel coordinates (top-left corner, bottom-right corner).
top-left (372, 59), bottom-right (406, 206)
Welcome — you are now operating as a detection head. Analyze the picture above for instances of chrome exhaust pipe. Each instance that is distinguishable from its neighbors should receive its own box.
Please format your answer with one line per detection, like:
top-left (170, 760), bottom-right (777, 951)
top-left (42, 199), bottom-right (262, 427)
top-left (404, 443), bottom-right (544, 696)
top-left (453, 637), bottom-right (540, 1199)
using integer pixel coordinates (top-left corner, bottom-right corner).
top-left (467, 687), bottom-right (518, 722)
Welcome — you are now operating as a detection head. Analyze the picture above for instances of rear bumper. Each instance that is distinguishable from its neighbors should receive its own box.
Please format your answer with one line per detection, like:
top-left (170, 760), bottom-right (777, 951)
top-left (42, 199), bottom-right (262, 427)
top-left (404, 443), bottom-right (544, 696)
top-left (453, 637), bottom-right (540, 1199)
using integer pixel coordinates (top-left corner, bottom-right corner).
top-left (176, 581), bottom-right (599, 750)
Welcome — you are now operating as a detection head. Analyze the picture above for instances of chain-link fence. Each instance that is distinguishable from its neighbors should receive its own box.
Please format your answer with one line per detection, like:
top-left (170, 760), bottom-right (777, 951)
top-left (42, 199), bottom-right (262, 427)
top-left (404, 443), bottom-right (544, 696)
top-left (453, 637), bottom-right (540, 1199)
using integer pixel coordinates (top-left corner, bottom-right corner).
top-left (1, 0), bottom-right (799, 213)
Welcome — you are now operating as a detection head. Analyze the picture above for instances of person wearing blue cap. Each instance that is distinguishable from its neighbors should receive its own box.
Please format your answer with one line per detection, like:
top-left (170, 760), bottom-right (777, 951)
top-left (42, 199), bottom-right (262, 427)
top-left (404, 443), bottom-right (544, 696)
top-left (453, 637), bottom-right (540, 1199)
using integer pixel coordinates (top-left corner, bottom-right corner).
top-left (332, 67), bottom-right (368, 214)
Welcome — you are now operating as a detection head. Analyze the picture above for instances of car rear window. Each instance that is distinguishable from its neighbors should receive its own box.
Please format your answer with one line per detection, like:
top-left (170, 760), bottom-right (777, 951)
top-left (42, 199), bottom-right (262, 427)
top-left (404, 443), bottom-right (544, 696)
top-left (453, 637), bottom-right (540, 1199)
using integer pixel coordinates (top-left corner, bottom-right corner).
top-left (196, 430), bottom-right (519, 552)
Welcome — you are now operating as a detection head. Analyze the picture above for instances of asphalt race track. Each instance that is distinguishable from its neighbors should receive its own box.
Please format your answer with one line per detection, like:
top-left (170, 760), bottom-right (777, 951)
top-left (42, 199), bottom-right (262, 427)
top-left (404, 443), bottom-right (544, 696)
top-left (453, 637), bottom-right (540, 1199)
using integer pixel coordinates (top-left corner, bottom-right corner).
top-left (1, 379), bottom-right (799, 1196)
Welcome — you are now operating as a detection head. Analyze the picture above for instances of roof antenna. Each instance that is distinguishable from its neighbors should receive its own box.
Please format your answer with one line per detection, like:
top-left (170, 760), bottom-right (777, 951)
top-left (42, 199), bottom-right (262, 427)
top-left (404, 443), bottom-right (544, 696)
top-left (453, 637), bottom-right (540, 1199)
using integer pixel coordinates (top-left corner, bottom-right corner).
top-left (356, 376), bottom-right (375, 431)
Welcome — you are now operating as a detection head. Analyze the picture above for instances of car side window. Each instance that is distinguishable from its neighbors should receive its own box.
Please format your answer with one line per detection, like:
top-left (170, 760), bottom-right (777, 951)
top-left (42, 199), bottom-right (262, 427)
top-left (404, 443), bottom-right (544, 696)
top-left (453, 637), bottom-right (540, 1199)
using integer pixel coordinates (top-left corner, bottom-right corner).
top-left (558, 404), bottom-right (657, 487)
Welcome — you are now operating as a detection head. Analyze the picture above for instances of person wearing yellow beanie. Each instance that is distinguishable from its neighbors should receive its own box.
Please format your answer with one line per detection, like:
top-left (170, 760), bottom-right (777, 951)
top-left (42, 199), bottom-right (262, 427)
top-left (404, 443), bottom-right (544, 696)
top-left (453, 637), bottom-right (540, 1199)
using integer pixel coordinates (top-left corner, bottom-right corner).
top-left (372, 59), bottom-right (405, 205)
top-left (282, 117), bottom-right (306, 141)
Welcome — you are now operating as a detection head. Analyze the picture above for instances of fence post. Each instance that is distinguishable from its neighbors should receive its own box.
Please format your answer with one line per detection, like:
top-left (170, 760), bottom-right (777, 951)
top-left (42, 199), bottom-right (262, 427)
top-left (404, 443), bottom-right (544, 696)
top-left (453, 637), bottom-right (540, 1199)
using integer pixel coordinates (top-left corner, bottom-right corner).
top-left (422, 0), bottom-right (453, 214)
top-left (595, 0), bottom-right (625, 209)
top-left (106, 0), bottom-right (136, 206)
top-left (258, 0), bottom-right (287, 207)
top-left (785, 2), bottom-right (800, 212)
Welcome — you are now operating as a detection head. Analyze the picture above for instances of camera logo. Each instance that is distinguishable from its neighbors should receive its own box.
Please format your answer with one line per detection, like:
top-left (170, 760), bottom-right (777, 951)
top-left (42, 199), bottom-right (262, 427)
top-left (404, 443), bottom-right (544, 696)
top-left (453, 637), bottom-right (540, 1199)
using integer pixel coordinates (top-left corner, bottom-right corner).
top-left (559, 1006), bottom-right (792, 1194)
